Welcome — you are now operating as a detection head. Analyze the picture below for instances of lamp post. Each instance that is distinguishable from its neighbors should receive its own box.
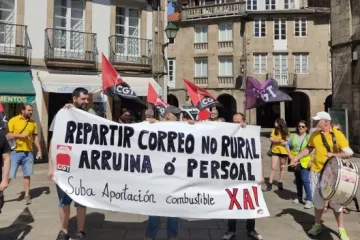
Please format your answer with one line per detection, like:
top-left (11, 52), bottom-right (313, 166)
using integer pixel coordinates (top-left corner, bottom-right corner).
top-left (240, 55), bottom-right (248, 120)
top-left (161, 22), bottom-right (178, 102)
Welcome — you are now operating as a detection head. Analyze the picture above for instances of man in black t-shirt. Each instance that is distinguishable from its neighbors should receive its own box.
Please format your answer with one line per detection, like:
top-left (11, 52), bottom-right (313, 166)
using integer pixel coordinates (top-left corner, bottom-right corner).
top-left (0, 130), bottom-right (11, 213)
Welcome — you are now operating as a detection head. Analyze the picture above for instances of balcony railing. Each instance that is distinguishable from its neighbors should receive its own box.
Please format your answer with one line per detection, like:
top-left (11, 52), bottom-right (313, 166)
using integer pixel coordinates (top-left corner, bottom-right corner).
top-left (266, 73), bottom-right (297, 87)
top-left (45, 28), bottom-right (97, 62)
top-left (182, 2), bottom-right (246, 21)
top-left (109, 35), bottom-right (152, 66)
top-left (0, 23), bottom-right (31, 58)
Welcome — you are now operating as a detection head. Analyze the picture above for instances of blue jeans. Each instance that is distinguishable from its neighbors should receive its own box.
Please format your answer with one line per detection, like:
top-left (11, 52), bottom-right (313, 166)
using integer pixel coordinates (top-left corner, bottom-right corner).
top-left (145, 216), bottom-right (179, 239)
top-left (300, 167), bottom-right (312, 201)
top-left (9, 151), bottom-right (34, 179)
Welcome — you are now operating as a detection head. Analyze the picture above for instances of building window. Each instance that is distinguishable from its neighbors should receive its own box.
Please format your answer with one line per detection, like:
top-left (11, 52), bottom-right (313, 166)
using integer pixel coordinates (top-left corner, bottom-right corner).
top-left (253, 54), bottom-right (267, 74)
top-left (0, 0), bottom-right (15, 45)
top-left (168, 59), bottom-right (176, 83)
top-left (219, 23), bottom-right (233, 41)
top-left (274, 19), bottom-right (286, 40)
top-left (284, 0), bottom-right (295, 9)
top-left (274, 54), bottom-right (289, 82)
top-left (218, 57), bottom-right (233, 76)
top-left (295, 18), bottom-right (307, 37)
top-left (247, 0), bottom-right (257, 10)
top-left (195, 26), bottom-right (208, 43)
top-left (254, 18), bottom-right (266, 37)
top-left (266, 0), bottom-right (276, 10)
top-left (115, 7), bottom-right (140, 57)
top-left (195, 58), bottom-right (208, 77)
top-left (294, 54), bottom-right (308, 74)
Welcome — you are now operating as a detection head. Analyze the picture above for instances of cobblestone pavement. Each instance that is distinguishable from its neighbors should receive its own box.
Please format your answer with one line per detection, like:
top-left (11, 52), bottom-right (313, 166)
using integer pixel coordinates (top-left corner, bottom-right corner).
top-left (0, 137), bottom-right (359, 240)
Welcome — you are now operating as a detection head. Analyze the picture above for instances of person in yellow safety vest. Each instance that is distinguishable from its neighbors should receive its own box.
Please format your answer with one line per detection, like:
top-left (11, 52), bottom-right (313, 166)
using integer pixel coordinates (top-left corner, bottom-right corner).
top-left (286, 120), bottom-right (314, 209)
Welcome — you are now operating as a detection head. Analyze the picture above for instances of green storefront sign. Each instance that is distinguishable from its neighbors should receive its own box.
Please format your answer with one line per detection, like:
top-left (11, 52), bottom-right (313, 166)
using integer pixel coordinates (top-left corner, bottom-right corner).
top-left (0, 71), bottom-right (36, 104)
top-left (0, 95), bottom-right (35, 104)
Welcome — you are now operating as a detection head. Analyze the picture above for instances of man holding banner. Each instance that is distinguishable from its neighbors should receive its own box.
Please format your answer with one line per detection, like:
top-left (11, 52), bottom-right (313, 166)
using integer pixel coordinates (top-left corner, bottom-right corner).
top-left (48, 87), bottom-right (93, 240)
top-left (144, 106), bottom-right (183, 240)
top-left (223, 113), bottom-right (264, 240)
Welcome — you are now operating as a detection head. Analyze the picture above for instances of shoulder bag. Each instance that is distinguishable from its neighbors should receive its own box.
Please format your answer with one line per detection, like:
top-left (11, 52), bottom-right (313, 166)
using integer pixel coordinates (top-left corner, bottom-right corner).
top-left (7, 121), bottom-right (29, 150)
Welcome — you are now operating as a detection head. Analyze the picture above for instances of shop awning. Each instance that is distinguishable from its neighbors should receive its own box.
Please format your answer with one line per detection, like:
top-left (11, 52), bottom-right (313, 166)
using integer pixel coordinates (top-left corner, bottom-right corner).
top-left (36, 71), bottom-right (162, 96)
top-left (123, 77), bottom-right (162, 96)
top-left (37, 71), bottom-right (102, 93)
top-left (0, 71), bottom-right (36, 103)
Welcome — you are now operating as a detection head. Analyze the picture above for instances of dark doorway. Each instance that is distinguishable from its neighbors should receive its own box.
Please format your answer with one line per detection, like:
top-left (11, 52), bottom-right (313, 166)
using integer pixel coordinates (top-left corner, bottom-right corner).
top-left (167, 94), bottom-right (179, 107)
top-left (256, 103), bottom-right (280, 128)
top-left (324, 94), bottom-right (332, 112)
top-left (285, 92), bottom-right (311, 127)
top-left (48, 93), bottom-right (72, 145)
top-left (217, 94), bottom-right (237, 122)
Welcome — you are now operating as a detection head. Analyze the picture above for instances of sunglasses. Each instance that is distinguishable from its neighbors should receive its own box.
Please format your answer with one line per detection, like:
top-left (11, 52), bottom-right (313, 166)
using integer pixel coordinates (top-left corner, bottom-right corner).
top-left (298, 125), bottom-right (306, 128)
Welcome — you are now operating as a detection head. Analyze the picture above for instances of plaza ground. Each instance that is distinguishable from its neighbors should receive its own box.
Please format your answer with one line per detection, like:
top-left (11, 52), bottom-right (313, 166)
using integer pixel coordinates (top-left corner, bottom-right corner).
top-left (0, 137), bottom-right (359, 240)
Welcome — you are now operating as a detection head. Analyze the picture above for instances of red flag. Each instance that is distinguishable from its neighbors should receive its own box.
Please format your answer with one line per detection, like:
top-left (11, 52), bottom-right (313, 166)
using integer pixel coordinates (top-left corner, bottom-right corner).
top-left (147, 83), bottom-right (180, 118)
top-left (183, 78), bottom-right (221, 111)
top-left (0, 102), bottom-right (3, 112)
top-left (101, 53), bottom-right (146, 108)
top-left (198, 109), bottom-right (210, 121)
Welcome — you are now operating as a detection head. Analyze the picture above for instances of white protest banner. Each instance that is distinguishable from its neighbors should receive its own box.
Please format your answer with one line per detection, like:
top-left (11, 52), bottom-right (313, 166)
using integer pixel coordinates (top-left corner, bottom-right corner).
top-left (51, 108), bottom-right (269, 219)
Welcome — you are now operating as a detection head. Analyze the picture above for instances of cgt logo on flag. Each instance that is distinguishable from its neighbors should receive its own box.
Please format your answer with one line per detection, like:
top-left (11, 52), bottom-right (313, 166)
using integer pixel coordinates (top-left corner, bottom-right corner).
top-left (56, 145), bottom-right (72, 173)
top-left (199, 96), bottom-right (215, 108)
top-left (114, 83), bottom-right (137, 97)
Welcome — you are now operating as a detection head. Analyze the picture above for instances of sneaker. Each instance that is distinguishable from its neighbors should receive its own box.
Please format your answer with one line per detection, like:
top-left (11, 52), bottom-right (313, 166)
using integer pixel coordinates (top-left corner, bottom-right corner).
top-left (266, 183), bottom-right (272, 191)
top-left (308, 224), bottom-right (322, 237)
top-left (25, 196), bottom-right (31, 205)
top-left (71, 232), bottom-right (86, 240)
top-left (293, 198), bottom-right (300, 204)
top-left (56, 231), bottom-right (70, 240)
top-left (223, 231), bottom-right (235, 240)
top-left (248, 230), bottom-right (263, 240)
top-left (339, 228), bottom-right (350, 240)
top-left (278, 182), bottom-right (283, 190)
top-left (304, 201), bottom-right (314, 209)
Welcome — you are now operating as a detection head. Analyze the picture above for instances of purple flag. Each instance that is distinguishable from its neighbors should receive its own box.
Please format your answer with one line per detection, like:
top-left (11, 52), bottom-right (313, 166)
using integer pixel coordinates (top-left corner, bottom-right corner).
top-left (245, 77), bottom-right (292, 109)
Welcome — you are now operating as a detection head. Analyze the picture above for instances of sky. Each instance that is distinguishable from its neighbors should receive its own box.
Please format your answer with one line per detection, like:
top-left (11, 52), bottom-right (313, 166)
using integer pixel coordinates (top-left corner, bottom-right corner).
top-left (168, 2), bottom-right (174, 14)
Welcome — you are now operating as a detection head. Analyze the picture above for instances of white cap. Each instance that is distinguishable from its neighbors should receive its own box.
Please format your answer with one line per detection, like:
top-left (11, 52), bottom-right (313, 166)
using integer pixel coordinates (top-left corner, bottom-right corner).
top-left (312, 111), bottom-right (331, 121)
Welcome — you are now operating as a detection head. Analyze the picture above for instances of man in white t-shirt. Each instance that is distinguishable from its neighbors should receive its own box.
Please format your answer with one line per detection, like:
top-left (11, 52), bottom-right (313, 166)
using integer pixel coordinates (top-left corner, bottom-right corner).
top-left (48, 87), bottom-right (95, 240)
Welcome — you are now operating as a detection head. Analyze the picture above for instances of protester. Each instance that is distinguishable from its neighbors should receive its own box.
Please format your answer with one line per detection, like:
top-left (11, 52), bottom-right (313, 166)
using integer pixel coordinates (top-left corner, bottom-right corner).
top-left (0, 130), bottom-right (10, 214)
top-left (286, 120), bottom-right (313, 209)
top-left (48, 88), bottom-right (95, 240)
top-left (223, 113), bottom-right (264, 240)
top-left (209, 108), bottom-right (219, 121)
top-left (292, 112), bottom-right (353, 240)
top-left (7, 104), bottom-right (41, 205)
top-left (119, 109), bottom-right (132, 123)
top-left (144, 106), bottom-right (195, 240)
top-left (266, 118), bottom-right (290, 191)
top-left (144, 109), bottom-right (159, 123)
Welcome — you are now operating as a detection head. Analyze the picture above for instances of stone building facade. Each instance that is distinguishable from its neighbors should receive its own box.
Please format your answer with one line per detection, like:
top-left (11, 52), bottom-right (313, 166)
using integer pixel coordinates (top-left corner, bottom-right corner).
top-left (168, 0), bottom-right (332, 127)
top-left (0, 0), bottom-right (166, 158)
top-left (331, 0), bottom-right (360, 152)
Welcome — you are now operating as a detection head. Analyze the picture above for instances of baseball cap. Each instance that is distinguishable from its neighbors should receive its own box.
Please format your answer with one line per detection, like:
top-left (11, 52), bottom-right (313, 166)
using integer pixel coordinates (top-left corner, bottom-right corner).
top-left (312, 111), bottom-right (331, 121)
top-left (164, 105), bottom-right (181, 115)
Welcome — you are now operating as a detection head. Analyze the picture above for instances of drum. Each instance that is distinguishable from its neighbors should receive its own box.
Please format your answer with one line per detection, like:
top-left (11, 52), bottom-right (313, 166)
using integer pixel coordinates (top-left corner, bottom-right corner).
top-left (319, 157), bottom-right (359, 206)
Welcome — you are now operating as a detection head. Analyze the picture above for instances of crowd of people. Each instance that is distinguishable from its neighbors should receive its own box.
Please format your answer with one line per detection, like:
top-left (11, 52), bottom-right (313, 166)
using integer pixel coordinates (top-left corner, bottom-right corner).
top-left (0, 87), bottom-right (357, 240)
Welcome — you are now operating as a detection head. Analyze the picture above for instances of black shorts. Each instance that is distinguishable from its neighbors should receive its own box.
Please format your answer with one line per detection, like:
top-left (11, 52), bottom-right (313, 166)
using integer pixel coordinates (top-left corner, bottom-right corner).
top-left (271, 153), bottom-right (288, 158)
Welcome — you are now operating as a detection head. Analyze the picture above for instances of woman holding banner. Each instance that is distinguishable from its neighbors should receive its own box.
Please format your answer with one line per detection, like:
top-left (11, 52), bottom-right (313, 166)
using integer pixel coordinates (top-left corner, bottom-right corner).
top-left (266, 118), bottom-right (290, 191)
